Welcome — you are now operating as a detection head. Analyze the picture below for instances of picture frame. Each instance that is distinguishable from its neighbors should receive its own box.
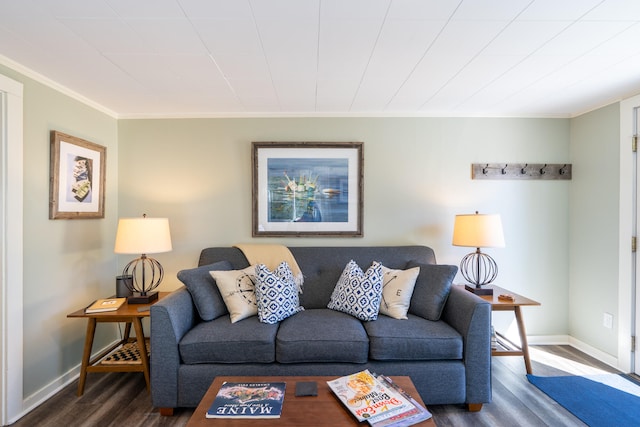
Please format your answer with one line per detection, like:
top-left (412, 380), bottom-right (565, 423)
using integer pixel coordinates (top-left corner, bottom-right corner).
top-left (252, 141), bottom-right (363, 237)
top-left (49, 131), bottom-right (106, 219)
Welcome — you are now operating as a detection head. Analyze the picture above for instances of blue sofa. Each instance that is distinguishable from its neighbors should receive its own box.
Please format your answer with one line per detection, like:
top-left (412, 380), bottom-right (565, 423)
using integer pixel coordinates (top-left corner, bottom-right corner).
top-left (150, 246), bottom-right (492, 415)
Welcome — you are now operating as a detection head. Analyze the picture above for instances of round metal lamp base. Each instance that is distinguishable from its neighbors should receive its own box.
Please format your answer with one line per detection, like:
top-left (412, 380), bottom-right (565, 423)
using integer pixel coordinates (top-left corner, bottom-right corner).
top-left (460, 249), bottom-right (498, 295)
top-left (121, 254), bottom-right (164, 304)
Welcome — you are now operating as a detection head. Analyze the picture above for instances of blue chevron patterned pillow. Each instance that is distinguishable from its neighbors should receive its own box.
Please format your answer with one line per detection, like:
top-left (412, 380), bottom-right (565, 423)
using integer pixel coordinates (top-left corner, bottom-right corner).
top-left (327, 260), bottom-right (384, 321)
top-left (255, 261), bottom-right (304, 324)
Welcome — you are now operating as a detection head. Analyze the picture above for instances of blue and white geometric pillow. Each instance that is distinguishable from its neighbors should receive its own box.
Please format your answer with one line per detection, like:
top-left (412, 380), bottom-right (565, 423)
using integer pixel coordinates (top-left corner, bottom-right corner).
top-left (255, 261), bottom-right (304, 324)
top-left (327, 260), bottom-right (384, 321)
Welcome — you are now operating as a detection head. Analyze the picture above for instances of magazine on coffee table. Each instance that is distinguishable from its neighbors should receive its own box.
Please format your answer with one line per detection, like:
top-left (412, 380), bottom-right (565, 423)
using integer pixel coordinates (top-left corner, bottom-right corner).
top-left (369, 374), bottom-right (432, 426)
top-left (206, 382), bottom-right (285, 419)
top-left (327, 370), bottom-right (431, 426)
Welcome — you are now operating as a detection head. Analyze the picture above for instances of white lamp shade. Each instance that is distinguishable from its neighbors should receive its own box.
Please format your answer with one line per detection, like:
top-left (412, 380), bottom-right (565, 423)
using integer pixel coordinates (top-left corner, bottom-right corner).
top-left (114, 217), bottom-right (172, 254)
top-left (452, 213), bottom-right (505, 248)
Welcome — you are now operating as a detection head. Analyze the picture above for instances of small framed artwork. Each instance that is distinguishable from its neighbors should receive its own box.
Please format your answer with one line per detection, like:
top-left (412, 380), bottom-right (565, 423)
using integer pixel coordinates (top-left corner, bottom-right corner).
top-left (252, 141), bottom-right (363, 237)
top-left (49, 131), bottom-right (106, 219)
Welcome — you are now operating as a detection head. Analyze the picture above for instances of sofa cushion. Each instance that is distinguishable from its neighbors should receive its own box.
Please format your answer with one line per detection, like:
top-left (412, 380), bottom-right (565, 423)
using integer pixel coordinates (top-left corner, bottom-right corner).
top-left (379, 265), bottom-right (420, 320)
top-left (407, 262), bottom-right (457, 321)
top-left (364, 314), bottom-right (463, 361)
top-left (276, 309), bottom-right (369, 363)
top-left (210, 265), bottom-right (258, 323)
top-left (179, 315), bottom-right (278, 364)
top-left (327, 260), bottom-right (383, 321)
top-left (177, 260), bottom-right (232, 321)
top-left (255, 262), bottom-right (304, 324)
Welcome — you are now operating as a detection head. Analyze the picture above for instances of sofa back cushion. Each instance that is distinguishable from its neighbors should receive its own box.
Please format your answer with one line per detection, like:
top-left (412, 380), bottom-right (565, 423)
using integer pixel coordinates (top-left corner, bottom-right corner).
top-left (290, 246), bottom-right (435, 308)
top-left (197, 246), bottom-right (437, 310)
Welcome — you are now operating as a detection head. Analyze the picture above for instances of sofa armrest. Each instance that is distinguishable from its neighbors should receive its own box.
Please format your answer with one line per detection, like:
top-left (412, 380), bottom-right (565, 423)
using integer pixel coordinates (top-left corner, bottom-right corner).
top-left (440, 285), bottom-right (492, 405)
top-left (151, 287), bottom-right (198, 409)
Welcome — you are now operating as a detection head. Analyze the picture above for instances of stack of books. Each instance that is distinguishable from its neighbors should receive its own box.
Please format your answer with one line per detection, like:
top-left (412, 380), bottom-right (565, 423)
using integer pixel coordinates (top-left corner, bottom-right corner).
top-left (327, 369), bottom-right (432, 426)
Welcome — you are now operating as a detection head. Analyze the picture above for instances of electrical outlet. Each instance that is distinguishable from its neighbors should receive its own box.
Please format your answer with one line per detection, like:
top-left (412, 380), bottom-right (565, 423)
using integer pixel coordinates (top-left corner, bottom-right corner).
top-left (603, 312), bottom-right (613, 329)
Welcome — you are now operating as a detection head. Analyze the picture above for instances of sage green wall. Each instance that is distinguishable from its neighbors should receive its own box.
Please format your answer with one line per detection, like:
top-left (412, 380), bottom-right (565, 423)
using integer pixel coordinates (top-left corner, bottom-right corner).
top-left (118, 117), bottom-right (571, 338)
top-left (569, 103), bottom-right (621, 357)
top-left (0, 65), bottom-right (119, 399)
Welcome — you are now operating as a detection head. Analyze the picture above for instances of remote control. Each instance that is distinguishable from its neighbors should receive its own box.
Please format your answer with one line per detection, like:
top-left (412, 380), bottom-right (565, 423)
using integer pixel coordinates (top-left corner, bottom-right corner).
top-left (137, 306), bottom-right (150, 312)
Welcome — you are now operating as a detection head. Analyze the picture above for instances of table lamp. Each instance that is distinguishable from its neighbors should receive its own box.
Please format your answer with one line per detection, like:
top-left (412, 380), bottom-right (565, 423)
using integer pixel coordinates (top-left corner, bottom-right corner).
top-left (114, 214), bottom-right (172, 303)
top-left (452, 211), bottom-right (505, 295)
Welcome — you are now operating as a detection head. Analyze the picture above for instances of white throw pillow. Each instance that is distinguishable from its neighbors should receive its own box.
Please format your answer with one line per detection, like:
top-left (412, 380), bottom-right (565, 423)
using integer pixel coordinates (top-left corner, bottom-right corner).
top-left (327, 260), bottom-right (383, 321)
top-left (210, 265), bottom-right (258, 323)
top-left (379, 266), bottom-right (420, 319)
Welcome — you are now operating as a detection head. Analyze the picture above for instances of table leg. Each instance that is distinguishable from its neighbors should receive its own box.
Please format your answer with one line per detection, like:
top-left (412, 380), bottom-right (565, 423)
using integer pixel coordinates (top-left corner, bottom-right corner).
top-left (77, 318), bottom-right (97, 396)
top-left (514, 306), bottom-right (533, 374)
top-left (123, 322), bottom-right (132, 341)
top-left (132, 317), bottom-right (151, 392)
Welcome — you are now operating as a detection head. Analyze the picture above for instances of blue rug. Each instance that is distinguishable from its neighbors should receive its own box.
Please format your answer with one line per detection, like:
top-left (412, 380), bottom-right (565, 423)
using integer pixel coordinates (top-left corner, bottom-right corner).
top-left (527, 374), bottom-right (640, 426)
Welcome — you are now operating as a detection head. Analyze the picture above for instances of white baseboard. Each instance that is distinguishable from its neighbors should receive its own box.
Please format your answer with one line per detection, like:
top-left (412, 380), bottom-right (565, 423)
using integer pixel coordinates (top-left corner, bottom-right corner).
top-left (528, 334), bottom-right (620, 370)
top-left (568, 336), bottom-right (619, 370)
top-left (16, 340), bottom-right (120, 423)
top-left (527, 334), bottom-right (571, 345)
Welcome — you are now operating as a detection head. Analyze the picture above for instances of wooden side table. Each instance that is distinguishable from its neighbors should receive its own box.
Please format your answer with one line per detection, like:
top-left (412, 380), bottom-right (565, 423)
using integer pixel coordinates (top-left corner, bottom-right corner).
top-left (67, 292), bottom-right (169, 396)
top-left (460, 285), bottom-right (540, 374)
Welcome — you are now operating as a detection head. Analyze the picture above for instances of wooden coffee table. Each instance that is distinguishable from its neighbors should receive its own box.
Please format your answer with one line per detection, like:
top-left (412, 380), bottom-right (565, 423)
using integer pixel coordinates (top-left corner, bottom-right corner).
top-left (186, 375), bottom-right (436, 426)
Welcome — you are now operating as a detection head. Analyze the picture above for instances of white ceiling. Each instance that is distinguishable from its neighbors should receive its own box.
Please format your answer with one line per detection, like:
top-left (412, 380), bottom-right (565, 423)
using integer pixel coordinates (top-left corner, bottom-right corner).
top-left (1, 0), bottom-right (640, 118)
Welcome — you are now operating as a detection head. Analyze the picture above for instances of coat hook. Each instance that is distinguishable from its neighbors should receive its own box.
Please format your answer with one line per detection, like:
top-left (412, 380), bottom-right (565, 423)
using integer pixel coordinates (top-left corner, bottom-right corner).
top-left (482, 164), bottom-right (489, 174)
top-left (559, 164), bottom-right (567, 175)
top-left (501, 164), bottom-right (508, 175)
top-left (540, 164), bottom-right (547, 175)
top-left (521, 164), bottom-right (528, 174)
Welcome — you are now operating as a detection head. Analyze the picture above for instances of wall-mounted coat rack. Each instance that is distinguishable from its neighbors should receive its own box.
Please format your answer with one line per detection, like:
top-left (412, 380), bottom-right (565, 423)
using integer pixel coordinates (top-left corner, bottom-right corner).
top-left (471, 163), bottom-right (572, 180)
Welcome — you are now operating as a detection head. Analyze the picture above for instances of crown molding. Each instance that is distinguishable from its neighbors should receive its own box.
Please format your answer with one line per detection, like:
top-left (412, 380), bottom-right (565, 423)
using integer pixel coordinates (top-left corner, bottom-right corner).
top-left (0, 55), bottom-right (118, 119)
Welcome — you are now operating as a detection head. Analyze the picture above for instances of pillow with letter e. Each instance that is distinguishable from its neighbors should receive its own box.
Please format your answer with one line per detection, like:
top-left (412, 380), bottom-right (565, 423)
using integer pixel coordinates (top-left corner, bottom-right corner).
top-left (327, 260), bottom-right (383, 321)
top-left (379, 265), bottom-right (420, 320)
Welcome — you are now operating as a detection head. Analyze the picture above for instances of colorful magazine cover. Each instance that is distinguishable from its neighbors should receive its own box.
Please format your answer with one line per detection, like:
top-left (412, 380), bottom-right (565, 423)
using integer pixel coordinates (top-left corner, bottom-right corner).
top-left (327, 370), bottom-right (414, 423)
top-left (206, 382), bottom-right (286, 419)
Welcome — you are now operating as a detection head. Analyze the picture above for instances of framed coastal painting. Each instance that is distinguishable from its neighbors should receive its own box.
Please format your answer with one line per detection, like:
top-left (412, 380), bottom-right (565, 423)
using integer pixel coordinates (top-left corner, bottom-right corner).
top-left (49, 131), bottom-right (106, 219)
top-left (252, 141), bottom-right (363, 237)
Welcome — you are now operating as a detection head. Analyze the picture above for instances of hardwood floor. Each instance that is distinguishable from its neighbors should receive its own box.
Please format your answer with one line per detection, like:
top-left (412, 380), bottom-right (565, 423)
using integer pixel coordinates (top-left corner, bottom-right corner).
top-left (11, 345), bottom-right (622, 427)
